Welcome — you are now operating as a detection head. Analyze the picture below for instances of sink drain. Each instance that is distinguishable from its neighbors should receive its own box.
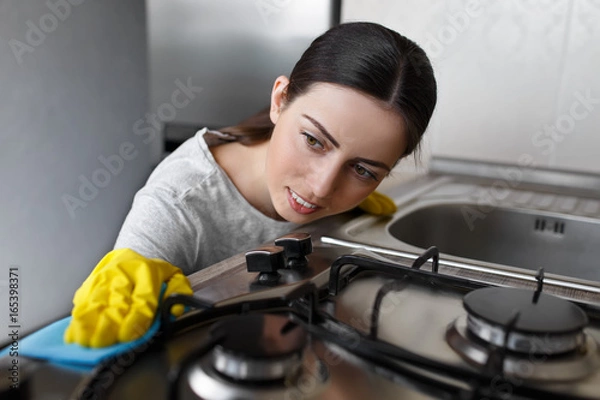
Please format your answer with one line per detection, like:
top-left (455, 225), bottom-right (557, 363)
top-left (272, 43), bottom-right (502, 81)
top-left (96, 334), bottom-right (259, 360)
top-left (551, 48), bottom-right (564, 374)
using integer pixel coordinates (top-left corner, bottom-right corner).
top-left (534, 218), bottom-right (565, 235)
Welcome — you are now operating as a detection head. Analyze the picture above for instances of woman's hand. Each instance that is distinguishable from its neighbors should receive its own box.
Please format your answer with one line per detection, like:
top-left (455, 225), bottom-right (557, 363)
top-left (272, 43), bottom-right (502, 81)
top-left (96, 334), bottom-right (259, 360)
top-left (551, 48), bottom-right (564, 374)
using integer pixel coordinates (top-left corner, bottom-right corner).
top-left (358, 191), bottom-right (397, 216)
top-left (64, 248), bottom-right (192, 348)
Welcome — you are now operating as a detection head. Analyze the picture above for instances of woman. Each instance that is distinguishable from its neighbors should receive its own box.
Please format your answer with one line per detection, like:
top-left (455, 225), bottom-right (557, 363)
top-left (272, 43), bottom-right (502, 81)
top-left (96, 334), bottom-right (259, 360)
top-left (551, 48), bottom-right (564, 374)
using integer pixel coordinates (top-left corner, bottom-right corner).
top-left (65, 22), bottom-right (437, 347)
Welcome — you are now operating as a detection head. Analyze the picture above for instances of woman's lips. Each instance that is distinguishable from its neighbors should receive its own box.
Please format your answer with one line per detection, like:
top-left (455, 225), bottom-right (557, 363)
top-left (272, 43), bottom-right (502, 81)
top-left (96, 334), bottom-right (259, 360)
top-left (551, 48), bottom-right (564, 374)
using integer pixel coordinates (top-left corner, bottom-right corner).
top-left (287, 188), bottom-right (320, 215)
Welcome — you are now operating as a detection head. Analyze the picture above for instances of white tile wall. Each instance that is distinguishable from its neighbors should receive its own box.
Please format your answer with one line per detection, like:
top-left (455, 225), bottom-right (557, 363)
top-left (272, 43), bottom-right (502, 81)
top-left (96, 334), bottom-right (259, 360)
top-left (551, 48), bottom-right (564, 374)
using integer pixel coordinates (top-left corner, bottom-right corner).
top-left (551, 0), bottom-right (600, 171)
top-left (342, 0), bottom-right (600, 175)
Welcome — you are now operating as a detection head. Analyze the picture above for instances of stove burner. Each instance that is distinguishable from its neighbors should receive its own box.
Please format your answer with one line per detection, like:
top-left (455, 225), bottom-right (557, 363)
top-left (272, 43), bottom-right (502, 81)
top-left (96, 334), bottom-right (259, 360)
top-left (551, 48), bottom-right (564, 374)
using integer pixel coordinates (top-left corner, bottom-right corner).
top-left (187, 313), bottom-right (328, 400)
top-left (446, 315), bottom-right (600, 382)
top-left (463, 287), bottom-right (588, 355)
top-left (446, 286), bottom-right (600, 382)
top-left (210, 314), bottom-right (307, 381)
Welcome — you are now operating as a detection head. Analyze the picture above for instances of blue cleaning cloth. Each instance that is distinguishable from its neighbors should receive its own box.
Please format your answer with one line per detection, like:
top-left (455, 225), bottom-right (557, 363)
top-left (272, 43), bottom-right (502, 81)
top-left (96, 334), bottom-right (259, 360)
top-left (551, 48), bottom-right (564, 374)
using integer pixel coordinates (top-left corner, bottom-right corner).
top-left (0, 315), bottom-right (161, 369)
top-left (0, 283), bottom-right (169, 369)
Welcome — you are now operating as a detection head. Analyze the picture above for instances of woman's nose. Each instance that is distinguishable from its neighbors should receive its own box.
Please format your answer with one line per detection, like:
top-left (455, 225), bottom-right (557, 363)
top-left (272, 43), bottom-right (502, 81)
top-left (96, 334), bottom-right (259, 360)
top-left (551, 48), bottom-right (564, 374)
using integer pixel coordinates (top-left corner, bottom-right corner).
top-left (308, 163), bottom-right (341, 199)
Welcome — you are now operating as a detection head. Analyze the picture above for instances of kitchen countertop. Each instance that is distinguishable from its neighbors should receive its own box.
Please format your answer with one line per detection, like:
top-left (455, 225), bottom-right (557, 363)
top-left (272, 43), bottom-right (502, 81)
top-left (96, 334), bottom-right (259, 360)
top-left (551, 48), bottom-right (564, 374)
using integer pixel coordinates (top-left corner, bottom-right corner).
top-left (187, 171), bottom-right (600, 305)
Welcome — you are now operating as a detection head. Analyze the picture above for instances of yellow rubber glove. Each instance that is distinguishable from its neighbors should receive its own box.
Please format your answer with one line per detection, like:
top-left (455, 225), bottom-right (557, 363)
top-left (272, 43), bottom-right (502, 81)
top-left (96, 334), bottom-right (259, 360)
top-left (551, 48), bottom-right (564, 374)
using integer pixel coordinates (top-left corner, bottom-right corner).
top-left (358, 191), bottom-right (397, 216)
top-left (64, 248), bottom-right (193, 348)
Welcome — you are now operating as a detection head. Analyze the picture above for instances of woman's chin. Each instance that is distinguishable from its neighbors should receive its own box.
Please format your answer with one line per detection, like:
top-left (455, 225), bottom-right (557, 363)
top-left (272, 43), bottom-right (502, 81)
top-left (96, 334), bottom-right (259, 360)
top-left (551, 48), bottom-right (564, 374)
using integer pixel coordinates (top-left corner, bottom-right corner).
top-left (277, 207), bottom-right (325, 225)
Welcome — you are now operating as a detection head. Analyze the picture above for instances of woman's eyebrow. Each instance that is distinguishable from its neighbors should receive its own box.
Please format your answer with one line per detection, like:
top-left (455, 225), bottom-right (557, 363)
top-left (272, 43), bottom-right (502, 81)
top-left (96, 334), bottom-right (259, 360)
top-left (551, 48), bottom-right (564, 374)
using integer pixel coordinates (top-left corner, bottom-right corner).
top-left (302, 114), bottom-right (340, 148)
top-left (302, 113), bottom-right (392, 171)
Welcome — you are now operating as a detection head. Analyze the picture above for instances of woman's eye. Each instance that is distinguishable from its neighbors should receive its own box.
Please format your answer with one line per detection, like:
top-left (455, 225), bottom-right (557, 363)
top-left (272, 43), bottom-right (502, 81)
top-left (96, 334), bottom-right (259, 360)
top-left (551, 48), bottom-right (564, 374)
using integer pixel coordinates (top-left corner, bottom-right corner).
top-left (302, 132), bottom-right (323, 149)
top-left (354, 164), bottom-right (377, 181)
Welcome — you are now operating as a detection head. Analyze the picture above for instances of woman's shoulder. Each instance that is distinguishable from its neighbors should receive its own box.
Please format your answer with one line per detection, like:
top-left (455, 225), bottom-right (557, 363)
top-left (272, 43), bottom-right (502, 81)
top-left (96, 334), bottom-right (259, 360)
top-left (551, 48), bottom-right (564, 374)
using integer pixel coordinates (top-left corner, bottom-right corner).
top-left (143, 128), bottom-right (221, 196)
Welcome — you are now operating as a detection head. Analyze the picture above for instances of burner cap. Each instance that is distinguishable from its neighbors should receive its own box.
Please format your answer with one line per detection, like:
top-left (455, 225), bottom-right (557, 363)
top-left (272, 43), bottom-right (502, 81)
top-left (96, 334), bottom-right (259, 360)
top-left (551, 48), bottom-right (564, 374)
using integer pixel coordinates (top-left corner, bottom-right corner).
top-left (210, 313), bottom-right (307, 381)
top-left (463, 287), bottom-right (588, 354)
top-left (464, 287), bottom-right (588, 334)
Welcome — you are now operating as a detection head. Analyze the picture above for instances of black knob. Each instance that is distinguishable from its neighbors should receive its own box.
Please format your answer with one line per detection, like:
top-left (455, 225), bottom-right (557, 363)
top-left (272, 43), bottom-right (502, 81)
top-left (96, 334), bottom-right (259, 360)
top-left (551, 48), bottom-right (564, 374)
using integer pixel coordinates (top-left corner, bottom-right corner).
top-left (245, 246), bottom-right (286, 273)
top-left (274, 233), bottom-right (312, 269)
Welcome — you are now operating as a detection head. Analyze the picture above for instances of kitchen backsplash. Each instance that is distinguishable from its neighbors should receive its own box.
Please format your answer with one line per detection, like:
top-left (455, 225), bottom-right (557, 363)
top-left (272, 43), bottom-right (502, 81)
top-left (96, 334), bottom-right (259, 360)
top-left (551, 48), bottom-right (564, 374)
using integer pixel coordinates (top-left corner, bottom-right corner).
top-left (343, 0), bottom-right (600, 175)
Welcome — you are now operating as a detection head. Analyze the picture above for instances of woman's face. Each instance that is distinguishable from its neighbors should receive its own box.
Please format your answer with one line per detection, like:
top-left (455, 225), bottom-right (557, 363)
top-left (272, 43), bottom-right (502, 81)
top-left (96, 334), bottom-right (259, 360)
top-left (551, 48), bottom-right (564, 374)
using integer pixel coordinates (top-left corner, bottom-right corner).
top-left (265, 77), bottom-right (408, 224)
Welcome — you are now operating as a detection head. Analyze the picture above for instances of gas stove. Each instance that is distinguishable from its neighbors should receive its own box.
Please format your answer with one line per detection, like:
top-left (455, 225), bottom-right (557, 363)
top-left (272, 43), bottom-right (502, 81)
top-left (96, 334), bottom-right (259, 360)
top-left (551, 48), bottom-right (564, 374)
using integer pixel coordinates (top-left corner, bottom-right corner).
top-left (4, 233), bottom-right (600, 399)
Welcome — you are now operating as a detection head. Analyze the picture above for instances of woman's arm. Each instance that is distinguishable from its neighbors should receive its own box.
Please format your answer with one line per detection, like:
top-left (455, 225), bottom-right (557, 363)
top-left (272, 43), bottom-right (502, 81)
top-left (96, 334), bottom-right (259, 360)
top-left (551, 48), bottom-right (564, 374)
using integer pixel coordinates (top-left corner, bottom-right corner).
top-left (114, 186), bottom-right (201, 275)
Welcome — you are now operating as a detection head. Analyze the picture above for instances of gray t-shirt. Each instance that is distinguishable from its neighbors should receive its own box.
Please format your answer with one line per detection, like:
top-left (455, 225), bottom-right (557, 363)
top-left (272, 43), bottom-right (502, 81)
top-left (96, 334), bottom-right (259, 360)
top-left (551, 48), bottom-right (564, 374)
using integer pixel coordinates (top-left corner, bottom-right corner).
top-left (114, 128), bottom-right (296, 275)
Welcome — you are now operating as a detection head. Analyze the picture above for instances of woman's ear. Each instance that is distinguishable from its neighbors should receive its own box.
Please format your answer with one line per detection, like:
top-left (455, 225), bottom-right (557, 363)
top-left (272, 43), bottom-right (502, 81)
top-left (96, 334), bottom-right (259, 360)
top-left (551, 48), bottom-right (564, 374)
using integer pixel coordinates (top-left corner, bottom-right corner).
top-left (270, 75), bottom-right (289, 125)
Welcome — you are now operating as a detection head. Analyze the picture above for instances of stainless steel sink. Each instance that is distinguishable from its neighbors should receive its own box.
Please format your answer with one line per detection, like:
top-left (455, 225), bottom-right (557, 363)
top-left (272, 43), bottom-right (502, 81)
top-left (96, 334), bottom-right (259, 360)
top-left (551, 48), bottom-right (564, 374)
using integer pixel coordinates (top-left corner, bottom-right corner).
top-left (388, 203), bottom-right (600, 282)
top-left (322, 163), bottom-right (600, 293)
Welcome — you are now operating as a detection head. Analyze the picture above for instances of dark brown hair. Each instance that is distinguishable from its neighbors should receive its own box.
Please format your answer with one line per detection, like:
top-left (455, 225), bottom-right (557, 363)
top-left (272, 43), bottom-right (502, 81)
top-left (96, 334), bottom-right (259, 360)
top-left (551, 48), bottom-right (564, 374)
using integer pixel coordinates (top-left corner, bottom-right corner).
top-left (221, 22), bottom-right (437, 158)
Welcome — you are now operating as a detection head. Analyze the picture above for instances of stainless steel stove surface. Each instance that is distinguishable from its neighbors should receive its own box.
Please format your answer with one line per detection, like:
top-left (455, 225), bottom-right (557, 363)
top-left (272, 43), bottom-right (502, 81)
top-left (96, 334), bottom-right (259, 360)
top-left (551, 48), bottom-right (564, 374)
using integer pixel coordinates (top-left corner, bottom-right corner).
top-left (4, 233), bottom-right (600, 400)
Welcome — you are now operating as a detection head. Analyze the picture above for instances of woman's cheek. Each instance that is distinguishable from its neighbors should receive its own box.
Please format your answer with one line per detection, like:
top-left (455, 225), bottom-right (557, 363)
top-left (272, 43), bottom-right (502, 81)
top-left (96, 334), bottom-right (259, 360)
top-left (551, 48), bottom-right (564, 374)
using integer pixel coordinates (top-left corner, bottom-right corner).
top-left (279, 139), bottom-right (304, 173)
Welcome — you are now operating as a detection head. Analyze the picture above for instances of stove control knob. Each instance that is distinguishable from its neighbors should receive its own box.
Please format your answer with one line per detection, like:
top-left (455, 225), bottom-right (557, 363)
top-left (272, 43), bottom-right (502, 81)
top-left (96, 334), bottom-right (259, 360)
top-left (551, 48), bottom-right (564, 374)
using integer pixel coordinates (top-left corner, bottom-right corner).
top-left (246, 246), bottom-right (286, 286)
top-left (245, 245), bottom-right (286, 274)
top-left (274, 232), bottom-right (312, 269)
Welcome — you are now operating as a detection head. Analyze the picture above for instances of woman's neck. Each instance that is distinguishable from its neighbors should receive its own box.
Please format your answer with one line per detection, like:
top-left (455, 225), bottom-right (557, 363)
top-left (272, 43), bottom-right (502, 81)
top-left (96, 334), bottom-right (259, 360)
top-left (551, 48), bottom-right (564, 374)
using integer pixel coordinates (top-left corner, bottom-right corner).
top-left (210, 140), bottom-right (281, 220)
